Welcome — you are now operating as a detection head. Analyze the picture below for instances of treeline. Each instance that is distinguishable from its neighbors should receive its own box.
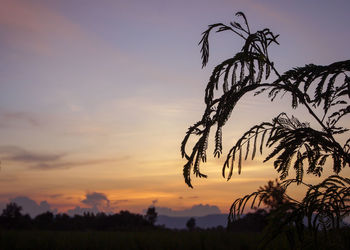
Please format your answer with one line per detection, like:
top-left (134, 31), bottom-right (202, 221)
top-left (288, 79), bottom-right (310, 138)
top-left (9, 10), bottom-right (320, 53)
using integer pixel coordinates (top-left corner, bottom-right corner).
top-left (0, 202), bottom-right (271, 232)
top-left (0, 202), bottom-right (158, 231)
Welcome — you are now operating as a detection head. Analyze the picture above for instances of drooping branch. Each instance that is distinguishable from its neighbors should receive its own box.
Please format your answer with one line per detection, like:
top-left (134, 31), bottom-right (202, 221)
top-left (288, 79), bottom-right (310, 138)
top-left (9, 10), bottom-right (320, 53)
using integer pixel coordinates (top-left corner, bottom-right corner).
top-left (181, 12), bottom-right (279, 188)
top-left (181, 12), bottom-right (350, 188)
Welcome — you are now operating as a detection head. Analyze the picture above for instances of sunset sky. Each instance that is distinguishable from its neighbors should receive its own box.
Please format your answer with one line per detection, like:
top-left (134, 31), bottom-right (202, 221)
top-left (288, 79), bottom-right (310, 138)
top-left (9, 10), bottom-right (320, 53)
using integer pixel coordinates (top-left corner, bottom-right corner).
top-left (0, 0), bottom-right (349, 216)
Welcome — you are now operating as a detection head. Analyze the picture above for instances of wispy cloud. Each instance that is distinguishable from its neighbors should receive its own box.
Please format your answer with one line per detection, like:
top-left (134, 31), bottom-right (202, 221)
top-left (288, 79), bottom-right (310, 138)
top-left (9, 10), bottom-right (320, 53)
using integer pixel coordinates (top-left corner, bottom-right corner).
top-left (49, 194), bottom-right (63, 199)
top-left (111, 199), bottom-right (129, 205)
top-left (0, 145), bottom-right (129, 170)
top-left (0, 111), bottom-right (41, 128)
top-left (29, 157), bottom-right (127, 171)
top-left (0, 145), bottom-right (65, 163)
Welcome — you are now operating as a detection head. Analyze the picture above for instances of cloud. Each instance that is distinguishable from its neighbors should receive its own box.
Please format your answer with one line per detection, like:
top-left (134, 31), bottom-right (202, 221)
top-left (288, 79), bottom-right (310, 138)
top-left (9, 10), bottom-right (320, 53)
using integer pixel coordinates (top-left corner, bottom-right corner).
top-left (81, 192), bottom-right (110, 207)
top-left (66, 192), bottom-right (121, 216)
top-left (0, 145), bottom-right (64, 163)
top-left (0, 111), bottom-right (41, 128)
top-left (111, 199), bottom-right (128, 205)
top-left (0, 145), bottom-right (129, 170)
top-left (178, 196), bottom-right (198, 200)
top-left (0, 145), bottom-right (65, 169)
top-left (10, 196), bottom-right (57, 218)
top-left (29, 157), bottom-right (128, 170)
top-left (49, 194), bottom-right (63, 199)
top-left (28, 158), bottom-right (117, 170)
top-left (70, 191), bottom-right (116, 216)
top-left (145, 204), bottom-right (221, 217)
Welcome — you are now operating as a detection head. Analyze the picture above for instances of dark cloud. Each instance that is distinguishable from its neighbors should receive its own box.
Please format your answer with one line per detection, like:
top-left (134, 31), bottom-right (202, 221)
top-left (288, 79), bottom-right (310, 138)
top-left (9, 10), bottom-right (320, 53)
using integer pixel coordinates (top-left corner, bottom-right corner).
top-left (0, 111), bottom-right (41, 128)
top-left (49, 194), bottom-right (63, 199)
top-left (111, 199), bottom-right (128, 205)
top-left (0, 193), bottom-right (118, 218)
top-left (0, 145), bottom-right (129, 170)
top-left (147, 204), bottom-right (221, 217)
top-left (0, 145), bottom-right (63, 162)
top-left (81, 192), bottom-right (110, 207)
top-left (10, 196), bottom-right (57, 218)
top-left (66, 192), bottom-right (115, 216)
top-left (67, 198), bottom-right (128, 216)
top-left (29, 158), bottom-right (122, 170)
top-left (178, 196), bottom-right (198, 200)
top-left (0, 145), bottom-right (65, 166)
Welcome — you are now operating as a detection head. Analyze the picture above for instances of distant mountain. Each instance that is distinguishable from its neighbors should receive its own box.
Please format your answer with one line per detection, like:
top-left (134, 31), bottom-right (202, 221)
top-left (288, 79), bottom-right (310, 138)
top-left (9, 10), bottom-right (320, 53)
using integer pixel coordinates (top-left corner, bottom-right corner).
top-left (156, 214), bottom-right (228, 229)
top-left (144, 204), bottom-right (221, 218)
top-left (156, 212), bottom-right (350, 230)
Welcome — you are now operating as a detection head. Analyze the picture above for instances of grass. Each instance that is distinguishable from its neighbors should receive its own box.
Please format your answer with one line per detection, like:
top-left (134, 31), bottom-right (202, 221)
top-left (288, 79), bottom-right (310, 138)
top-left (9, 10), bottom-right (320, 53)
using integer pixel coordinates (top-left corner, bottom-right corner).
top-left (0, 230), bottom-right (290, 250)
top-left (3, 229), bottom-right (348, 249)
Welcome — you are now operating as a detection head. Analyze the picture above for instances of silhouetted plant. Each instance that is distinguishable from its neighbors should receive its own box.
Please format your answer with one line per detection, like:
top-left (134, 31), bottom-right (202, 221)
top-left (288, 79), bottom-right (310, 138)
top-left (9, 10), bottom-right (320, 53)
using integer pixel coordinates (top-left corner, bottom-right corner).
top-left (1, 202), bottom-right (22, 219)
top-left (145, 207), bottom-right (158, 226)
top-left (181, 11), bottom-right (350, 247)
top-left (0, 202), bottom-right (32, 229)
top-left (227, 208), bottom-right (267, 232)
top-left (186, 217), bottom-right (196, 231)
top-left (258, 179), bottom-right (289, 210)
top-left (0, 204), bottom-right (159, 231)
top-left (34, 211), bottom-right (54, 230)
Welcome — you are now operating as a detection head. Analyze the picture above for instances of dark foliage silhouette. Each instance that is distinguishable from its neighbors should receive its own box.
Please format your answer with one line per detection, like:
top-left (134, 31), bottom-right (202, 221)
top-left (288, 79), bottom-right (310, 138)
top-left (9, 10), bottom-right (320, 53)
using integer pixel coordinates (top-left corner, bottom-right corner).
top-left (0, 202), bottom-right (31, 229)
top-left (1, 202), bottom-right (22, 219)
top-left (145, 206), bottom-right (158, 226)
top-left (227, 208), bottom-right (267, 232)
top-left (0, 202), bottom-right (157, 231)
top-left (186, 217), bottom-right (196, 231)
top-left (181, 11), bottom-right (350, 247)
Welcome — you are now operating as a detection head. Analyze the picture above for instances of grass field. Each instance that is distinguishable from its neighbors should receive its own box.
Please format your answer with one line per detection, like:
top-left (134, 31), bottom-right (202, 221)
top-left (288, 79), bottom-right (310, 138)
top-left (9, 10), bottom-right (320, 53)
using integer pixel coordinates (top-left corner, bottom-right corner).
top-left (2, 229), bottom-right (349, 249)
top-left (0, 230), bottom-right (290, 250)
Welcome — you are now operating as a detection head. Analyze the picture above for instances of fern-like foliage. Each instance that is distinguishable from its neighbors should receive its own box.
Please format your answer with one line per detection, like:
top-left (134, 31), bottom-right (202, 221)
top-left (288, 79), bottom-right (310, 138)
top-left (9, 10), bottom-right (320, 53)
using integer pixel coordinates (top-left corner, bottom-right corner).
top-left (181, 12), bottom-right (279, 187)
top-left (223, 113), bottom-right (349, 183)
top-left (229, 176), bottom-right (350, 248)
top-left (181, 12), bottom-right (350, 188)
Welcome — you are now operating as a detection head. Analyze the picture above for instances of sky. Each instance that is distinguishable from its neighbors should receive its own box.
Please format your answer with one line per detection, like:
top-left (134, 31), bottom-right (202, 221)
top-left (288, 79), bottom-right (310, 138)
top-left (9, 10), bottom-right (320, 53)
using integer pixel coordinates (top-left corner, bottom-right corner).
top-left (0, 0), bottom-right (349, 217)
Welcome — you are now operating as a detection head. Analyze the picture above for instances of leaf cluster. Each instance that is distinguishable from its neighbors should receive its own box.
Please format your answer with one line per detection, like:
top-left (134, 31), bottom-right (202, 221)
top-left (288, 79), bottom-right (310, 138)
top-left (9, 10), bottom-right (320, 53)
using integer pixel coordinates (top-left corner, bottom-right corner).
top-left (223, 112), bottom-right (349, 184)
top-left (229, 176), bottom-right (350, 248)
top-left (181, 12), bottom-right (279, 187)
top-left (181, 12), bottom-right (350, 188)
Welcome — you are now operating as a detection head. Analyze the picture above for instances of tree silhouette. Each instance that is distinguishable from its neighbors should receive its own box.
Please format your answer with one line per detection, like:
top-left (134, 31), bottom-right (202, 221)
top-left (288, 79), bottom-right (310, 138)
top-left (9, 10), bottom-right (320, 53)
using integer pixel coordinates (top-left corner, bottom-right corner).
top-left (258, 179), bottom-right (289, 211)
top-left (0, 204), bottom-right (159, 231)
top-left (145, 207), bottom-right (157, 226)
top-left (181, 12), bottom-right (350, 246)
top-left (186, 217), bottom-right (196, 231)
top-left (0, 202), bottom-right (27, 229)
top-left (1, 202), bottom-right (22, 219)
